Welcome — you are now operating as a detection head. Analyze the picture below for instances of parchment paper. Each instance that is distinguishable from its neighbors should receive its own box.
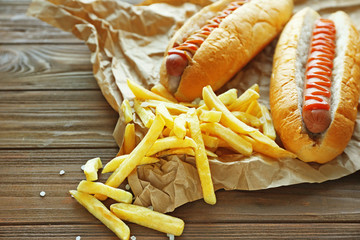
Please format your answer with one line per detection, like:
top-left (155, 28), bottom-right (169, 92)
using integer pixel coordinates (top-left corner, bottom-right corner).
top-left (28, 0), bottom-right (360, 213)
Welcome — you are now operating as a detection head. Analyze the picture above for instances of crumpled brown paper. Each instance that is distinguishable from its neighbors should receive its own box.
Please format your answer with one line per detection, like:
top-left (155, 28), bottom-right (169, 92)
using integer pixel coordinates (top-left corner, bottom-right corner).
top-left (28, 0), bottom-right (360, 213)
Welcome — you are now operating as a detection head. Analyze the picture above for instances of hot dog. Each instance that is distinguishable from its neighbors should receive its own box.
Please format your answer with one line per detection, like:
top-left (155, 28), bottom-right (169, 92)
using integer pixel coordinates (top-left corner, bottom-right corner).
top-left (270, 8), bottom-right (360, 163)
top-left (160, 0), bottom-right (293, 102)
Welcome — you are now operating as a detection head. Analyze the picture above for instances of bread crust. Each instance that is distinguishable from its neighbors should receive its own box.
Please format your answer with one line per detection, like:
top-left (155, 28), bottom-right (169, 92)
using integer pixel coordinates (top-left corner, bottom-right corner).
top-left (270, 8), bottom-right (360, 163)
top-left (160, 0), bottom-right (293, 102)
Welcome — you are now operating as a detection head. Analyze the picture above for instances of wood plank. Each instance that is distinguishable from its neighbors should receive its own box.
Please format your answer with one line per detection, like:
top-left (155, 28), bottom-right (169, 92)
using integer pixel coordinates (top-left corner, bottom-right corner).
top-left (0, 44), bottom-right (97, 90)
top-left (1, 148), bottom-right (359, 224)
top-left (0, 1), bottom-right (82, 44)
top-left (1, 223), bottom-right (360, 239)
top-left (0, 91), bottom-right (118, 148)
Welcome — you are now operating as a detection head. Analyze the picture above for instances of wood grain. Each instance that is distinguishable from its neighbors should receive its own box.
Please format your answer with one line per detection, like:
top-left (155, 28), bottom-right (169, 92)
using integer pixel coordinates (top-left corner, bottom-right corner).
top-left (0, 1), bottom-right (82, 44)
top-left (1, 223), bottom-right (360, 239)
top-left (1, 0), bottom-right (360, 239)
top-left (0, 44), bottom-right (97, 90)
top-left (0, 90), bottom-right (118, 148)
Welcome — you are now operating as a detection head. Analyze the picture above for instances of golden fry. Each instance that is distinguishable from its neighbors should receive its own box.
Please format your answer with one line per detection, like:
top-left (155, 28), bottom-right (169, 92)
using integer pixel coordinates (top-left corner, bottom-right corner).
top-left (83, 157), bottom-right (103, 182)
top-left (250, 83), bottom-right (260, 93)
top-left (69, 190), bottom-right (130, 240)
top-left (111, 203), bottom-right (185, 236)
top-left (77, 180), bottom-right (133, 203)
top-left (201, 134), bottom-right (219, 149)
top-left (134, 99), bottom-right (155, 128)
top-left (100, 114), bottom-right (165, 200)
top-left (154, 147), bottom-right (195, 157)
top-left (173, 114), bottom-right (187, 139)
top-left (150, 83), bottom-right (178, 102)
top-left (245, 100), bottom-right (261, 116)
top-left (243, 135), bottom-right (297, 159)
top-left (146, 136), bottom-right (196, 157)
top-left (123, 123), bottom-right (136, 154)
top-left (200, 123), bottom-right (252, 156)
top-left (102, 155), bottom-right (159, 173)
top-left (202, 86), bottom-right (256, 134)
top-left (198, 109), bottom-right (222, 123)
top-left (231, 111), bottom-right (262, 128)
top-left (228, 88), bottom-right (260, 112)
top-left (259, 104), bottom-right (276, 140)
top-left (156, 103), bottom-right (174, 129)
top-left (127, 79), bottom-right (170, 102)
top-left (120, 99), bottom-right (133, 124)
top-left (187, 108), bottom-right (216, 205)
top-left (217, 88), bottom-right (238, 106)
top-left (141, 100), bottom-right (189, 114)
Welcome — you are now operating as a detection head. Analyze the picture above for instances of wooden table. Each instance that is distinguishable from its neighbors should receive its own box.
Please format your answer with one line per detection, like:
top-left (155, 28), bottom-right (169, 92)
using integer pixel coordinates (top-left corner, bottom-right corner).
top-left (1, 1), bottom-right (360, 239)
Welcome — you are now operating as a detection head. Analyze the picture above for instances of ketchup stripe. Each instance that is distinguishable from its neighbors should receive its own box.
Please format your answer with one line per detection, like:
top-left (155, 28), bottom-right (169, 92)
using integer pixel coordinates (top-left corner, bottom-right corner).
top-left (167, 0), bottom-right (248, 59)
top-left (303, 18), bottom-right (336, 111)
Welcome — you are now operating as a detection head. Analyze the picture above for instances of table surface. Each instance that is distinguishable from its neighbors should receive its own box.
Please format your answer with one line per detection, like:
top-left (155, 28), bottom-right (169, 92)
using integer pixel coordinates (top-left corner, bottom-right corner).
top-left (1, 0), bottom-right (360, 239)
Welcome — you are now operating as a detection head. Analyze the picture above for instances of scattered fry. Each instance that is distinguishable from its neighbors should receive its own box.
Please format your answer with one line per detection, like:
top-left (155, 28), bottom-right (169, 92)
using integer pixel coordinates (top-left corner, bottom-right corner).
top-left (187, 108), bottom-right (216, 205)
top-left (198, 109), bottom-right (222, 123)
top-left (69, 190), bottom-right (130, 240)
top-left (83, 157), bottom-right (103, 182)
top-left (202, 86), bottom-right (256, 134)
top-left (146, 136), bottom-right (197, 157)
top-left (102, 155), bottom-right (160, 173)
top-left (141, 100), bottom-right (189, 114)
top-left (228, 87), bottom-right (260, 111)
top-left (111, 203), bottom-right (185, 236)
top-left (151, 83), bottom-right (178, 102)
top-left (134, 99), bottom-right (155, 128)
top-left (200, 122), bottom-right (252, 156)
top-left (231, 111), bottom-right (262, 128)
top-left (123, 123), bottom-right (136, 154)
top-left (121, 99), bottom-right (133, 124)
top-left (127, 79), bottom-right (170, 102)
top-left (77, 180), bottom-right (133, 203)
top-left (102, 114), bottom-right (165, 197)
top-left (259, 104), bottom-right (276, 140)
top-left (156, 103), bottom-right (174, 129)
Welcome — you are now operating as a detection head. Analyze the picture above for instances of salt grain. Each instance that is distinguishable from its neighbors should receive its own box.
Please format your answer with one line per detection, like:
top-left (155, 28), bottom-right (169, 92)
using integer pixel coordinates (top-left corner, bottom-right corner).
top-left (40, 191), bottom-right (46, 197)
top-left (167, 233), bottom-right (175, 240)
top-left (76, 236), bottom-right (81, 240)
top-left (130, 236), bottom-right (136, 240)
top-left (125, 184), bottom-right (131, 190)
top-left (59, 170), bottom-right (65, 175)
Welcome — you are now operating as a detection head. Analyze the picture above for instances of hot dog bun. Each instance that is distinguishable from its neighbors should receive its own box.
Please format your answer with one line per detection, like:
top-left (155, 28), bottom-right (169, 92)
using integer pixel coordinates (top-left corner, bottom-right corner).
top-left (160, 0), bottom-right (293, 102)
top-left (270, 8), bottom-right (360, 164)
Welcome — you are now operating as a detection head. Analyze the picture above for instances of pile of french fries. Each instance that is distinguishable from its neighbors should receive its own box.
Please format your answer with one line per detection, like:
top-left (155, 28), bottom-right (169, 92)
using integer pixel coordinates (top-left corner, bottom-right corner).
top-left (70, 79), bottom-right (296, 239)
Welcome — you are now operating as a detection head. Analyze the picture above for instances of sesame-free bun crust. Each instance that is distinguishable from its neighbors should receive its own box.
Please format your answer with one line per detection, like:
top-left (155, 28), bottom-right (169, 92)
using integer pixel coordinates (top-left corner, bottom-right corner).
top-left (160, 0), bottom-right (293, 102)
top-left (270, 8), bottom-right (360, 164)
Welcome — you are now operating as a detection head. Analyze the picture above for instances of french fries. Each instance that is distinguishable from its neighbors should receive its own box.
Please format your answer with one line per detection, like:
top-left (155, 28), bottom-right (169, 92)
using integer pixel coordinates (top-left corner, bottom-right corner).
top-left (127, 79), bottom-right (170, 102)
top-left (173, 114), bottom-right (187, 139)
top-left (70, 80), bottom-right (298, 239)
top-left (121, 99), bottom-right (133, 124)
top-left (134, 99), bottom-right (155, 128)
top-left (198, 109), bottom-right (222, 123)
top-left (69, 190), bottom-right (130, 240)
top-left (187, 108), bottom-right (216, 205)
top-left (111, 203), bottom-right (185, 236)
top-left (200, 122), bottom-right (252, 156)
top-left (102, 155), bottom-right (159, 173)
top-left (146, 136), bottom-right (197, 157)
top-left (77, 180), bottom-right (133, 203)
top-left (123, 123), bottom-right (136, 154)
top-left (83, 157), bottom-right (103, 182)
top-left (259, 103), bottom-right (276, 140)
top-left (103, 113), bottom-right (165, 193)
top-left (151, 83), bottom-right (178, 102)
